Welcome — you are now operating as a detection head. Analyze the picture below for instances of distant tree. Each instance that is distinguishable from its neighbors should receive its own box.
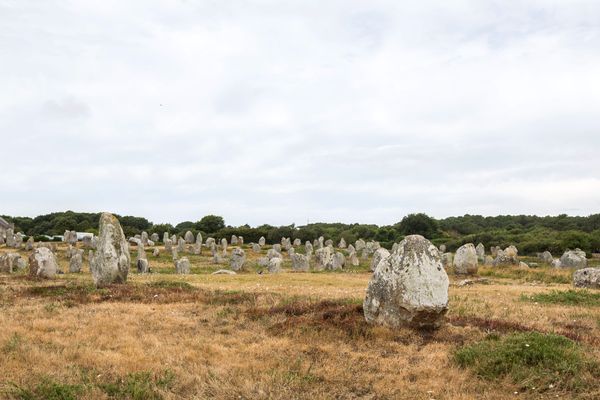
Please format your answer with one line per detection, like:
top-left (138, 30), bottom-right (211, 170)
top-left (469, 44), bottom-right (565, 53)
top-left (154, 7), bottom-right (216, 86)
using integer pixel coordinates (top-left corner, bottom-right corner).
top-left (196, 215), bottom-right (225, 234)
top-left (396, 213), bottom-right (439, 239)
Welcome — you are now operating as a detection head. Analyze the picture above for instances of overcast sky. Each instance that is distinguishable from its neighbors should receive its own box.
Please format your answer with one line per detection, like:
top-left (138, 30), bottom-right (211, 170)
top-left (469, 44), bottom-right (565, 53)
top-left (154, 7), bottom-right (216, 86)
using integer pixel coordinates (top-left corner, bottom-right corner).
top-left (1, 1), bottom-right (600, 226)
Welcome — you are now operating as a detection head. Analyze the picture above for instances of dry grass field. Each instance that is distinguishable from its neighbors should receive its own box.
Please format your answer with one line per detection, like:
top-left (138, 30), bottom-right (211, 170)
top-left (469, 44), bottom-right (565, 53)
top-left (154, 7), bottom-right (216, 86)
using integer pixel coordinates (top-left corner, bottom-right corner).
top-left (1, 244), bottom-right (600, 399)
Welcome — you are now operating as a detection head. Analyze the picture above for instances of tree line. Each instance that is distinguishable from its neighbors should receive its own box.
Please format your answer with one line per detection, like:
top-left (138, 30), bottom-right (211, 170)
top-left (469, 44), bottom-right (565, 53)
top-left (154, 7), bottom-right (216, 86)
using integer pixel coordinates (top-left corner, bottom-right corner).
top-left (2, 211), bottom-right (599, 255)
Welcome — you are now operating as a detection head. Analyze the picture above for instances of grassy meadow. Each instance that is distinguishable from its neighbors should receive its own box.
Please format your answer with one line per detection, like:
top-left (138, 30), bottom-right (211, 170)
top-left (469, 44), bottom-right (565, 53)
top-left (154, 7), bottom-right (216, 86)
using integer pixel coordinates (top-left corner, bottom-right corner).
top-left (1, 243), bottom-right (600, 399)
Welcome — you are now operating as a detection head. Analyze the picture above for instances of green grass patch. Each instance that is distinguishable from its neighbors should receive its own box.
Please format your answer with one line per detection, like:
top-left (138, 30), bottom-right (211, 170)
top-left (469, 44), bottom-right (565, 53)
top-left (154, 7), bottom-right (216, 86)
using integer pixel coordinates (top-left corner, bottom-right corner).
top-left (98, 370), bottom-right (174, 400)
top-left (454, 332), bottom-right (600, 393)
top-left (478, 267), bottom-right (571, 284)
top-left (521, 289), bottom-right (600, 306)
top-left (9, 378), bottom-right (84, 400)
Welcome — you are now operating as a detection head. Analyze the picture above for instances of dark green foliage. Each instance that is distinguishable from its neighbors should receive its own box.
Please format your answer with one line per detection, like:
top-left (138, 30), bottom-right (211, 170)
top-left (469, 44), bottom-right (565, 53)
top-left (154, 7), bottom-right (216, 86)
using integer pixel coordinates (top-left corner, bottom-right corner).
top-left (196, 215), bottom-right (225, 234)
top-left (454, 332), bottom-right (600, 393)
top-left (521, 290), bottom-right (600, 306)
top-left (9, 378), bottom-right (84, 400)
top-left (395, 213), bottom-right (440, 238)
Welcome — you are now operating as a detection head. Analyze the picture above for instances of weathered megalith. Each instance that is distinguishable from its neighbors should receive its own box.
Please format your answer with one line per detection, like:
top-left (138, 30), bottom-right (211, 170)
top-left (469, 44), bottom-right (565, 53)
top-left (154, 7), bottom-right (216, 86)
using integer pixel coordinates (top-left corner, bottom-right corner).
top-left (453, 243), bottom-right (478, 274)
top-left (573, 268), bottom-right (600, 289)
top-left (176, 257), bottom-right (190, 274)
top-left (231, 235), bottom-right (238, 245)
top-left (252, 243), bottom-right (261, 253)
top-left (475, 243), bottom-right (485, 262)
top-left (314, 247), bottom-right (332, 271)
top-left (29, 247), bottom-right (59, 279)
top-left (560, 249), bottom-right (588, 269)
top-left (538, 251), bottom-right (553, 264)
top-left (493, 245), bottom-right (519, 266)
top-left (330, 252), bottom-right (346, 270)
top-left (363, 235), bottom-right (449, 329)
top-left (90, 213), bottom-right (130, 287)
top-left (268, 257), bottom-right (283, 273)
top-left (184, 231), bottom-right (195, 244)
top-left (230, 248), bottom-right (246, 271)
top-left (290, 253), bottom-right (310, 272)
top-left (258, 236), bottom-right (266, 246)
top-left (370, 248), bottom-right (391, 272)
top-left (69, 252), bottom-right (83, 273)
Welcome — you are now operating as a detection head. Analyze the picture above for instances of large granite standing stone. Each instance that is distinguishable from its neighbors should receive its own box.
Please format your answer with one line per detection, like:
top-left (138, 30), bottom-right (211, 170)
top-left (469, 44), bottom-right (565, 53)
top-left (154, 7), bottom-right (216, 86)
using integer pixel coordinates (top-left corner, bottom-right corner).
top-left (150, 233), bottom-right (159, 243)
top-left (293, 238), bottom-right (302, 247)
top-left (573, 268), bottom-right (600, 289)
top-left (538, 251), bottom-right (553, 264)
top-left (177, 238), bottom-right (185, 252)
top-left (252, 243), bottom-right (261, 253)
top-left (305, 241), bottom-right (314, 257)
top-left (230, 248), bottom-right (246, 271)
top-left (453, 243), bottom-right (478, 274)
top-left (268, 257), bottom-right (282, 273)
top-left (560, 249), bottom-right (588, 269)
top-left (90, 213), bottom-right (130, 287)
top-left (184, 231), bottom-right (195, 244)
top-left (314, 247), bottom-right (332, 271)
top-left (475, 243), bottom-right (485, 262)
top-left (330, 252), bottom-right (345, 270)
top-left (29, 247), bottom-right (59, 279)
top-left (25, 236), bottom-right (35, 251)
top-left (69, 252), bottom-right (83, 273)
top-left (364, 235), bottom-right (449, 329)
top-left (493, 245), bottom-right (519, 266)
top-left (258, 236), bottom-right (266, 246)
top-left (176, 257), bottom-right (190, 274)
top-left (370, 248), bottom-right (391, 272)
top-left (231, 235), bottom-right (238, 245)
top-left (291, 253), bottom-right (310, 272)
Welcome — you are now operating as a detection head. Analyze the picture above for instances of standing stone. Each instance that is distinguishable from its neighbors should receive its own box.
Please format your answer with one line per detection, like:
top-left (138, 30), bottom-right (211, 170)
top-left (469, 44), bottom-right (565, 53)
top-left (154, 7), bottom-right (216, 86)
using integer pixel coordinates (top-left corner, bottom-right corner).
top-left (153, 248), bottom-right (160, 257)
top-left (538, 251), bottom-right (553, 264)
top-left (338, 238), bottom-right (347, 249)
top-left (314, 247), bottom-right (332, 271)
top-left (493, 245), bottom-right (519, 266)
top-left (238, 236), bottom-right (244, 245)
top-left (177, 238), bottom-right (186, 252)
top-left (184, 231), bottom-right (195, 244)
top-left (441, 252), bottom-right (454, 268)
top-left (1, 253), bottom-right (22, 273)
top-left (257, 257), bottom-right (269, 267)
top-left (69, 252), bottom-right (83, 273)
top-left (221, 238), bottom-right (228, 256)
top-left (141, 231), bottom-right (149, 245)
top-left (439, 244), bottom-right (446, 253)
top-left (196, 232), bottom-right (203, 247)
top-left (318, 236), bottom-right (325, 248)
top-left (25, 236), bottom-right (34, 251)
top-left (268, 257), bottom-right (283, 273)
top-left (164, 239), bottom-right (173, 252)
top-left (348, 251), bottom-right (359, 266)
top-left (325, 239), bottom-right (333, 247)
top-left (0, 235), bottom-right (4, 245)
top-left (137, 244), bottom-right (147, 261)
top-left (163, 232), bottom-right (169, 243)
top-left (573, 268), bottom-right (600, 289)
top-left (371, 248), bottom-right (391, 272)
top-left (175, 257), bottom-right (190, 274)
top-left (560, 249), bottom-right (588, 269)
top-left (230, 248), bottom-right (246, 271)
top-left (137, 259), bottom-right (149, 273)
top-left (205, 237), bottom-right (215, 248)
top-left (291, 253), bottom-right (310, 272)
top-left (364, 235), bottom-right (449, 329)
top-left (331, 252), bottom-right (346, 270)
top-left (252, 243), bottom-right (261, 253)
top-left (475, 243), bottom-right (485, 262)
top-left (29, 247), bottom-right (59, 279)
top-left (453, 243), bottom-right (478, 274)
top-left (305, 241), bottom-right (314, 257)
top-left (231, 235), bottom-right (238, 245)
top-left (82, 235), bottom-right (93, 248)
top-left (90, 213), bottom-right (130, 287)
top-left (355, 239), bottom-right (366, 252)
top-left (273, 244), bottom-right (282, 253)
top-left (293, 238), bottom-right (301, 247)
top-left (6, 228), bottom-right (15, 247)
top-left (490, 246), bottom-right (500, 258)
top-left (258, 236), bottom-right (266, 246)
top-left (484, 255), bottom-right (494, 266)
top-left (171, 246), bottom-right (179, 261)
top-left (150, 233), bottom-right (159, 242)
top-left (267, 248), bottom-right (282, 260)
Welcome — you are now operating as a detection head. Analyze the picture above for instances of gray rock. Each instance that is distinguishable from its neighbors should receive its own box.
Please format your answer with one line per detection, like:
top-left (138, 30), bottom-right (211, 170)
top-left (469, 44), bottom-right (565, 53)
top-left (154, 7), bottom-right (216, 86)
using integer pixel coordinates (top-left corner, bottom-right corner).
top-left (153, 248), bottom-right (160, 257)
top-left (231, 235), bottom-right (238, 245)
top-left (338, 238), bottom-right (347, 249)
top-left (291, 253), bottom-right (310, 272)
top-left (273, 244), bottom-right (281, 253)
top-left (221, 238), bottom-right (228, 256)
top-left (370, 248), bottom-right (391, 272)
top-left (453, 243), bottom-right (478, 274)
top-left (184, 231), bottom-right (195, 244)
top-left (441, 252), bottom-right (453, 269)
top-left (293, 238), bottom-right (301, 247)
top-left (551, 259), bottom-right (562, 268)
top-left (257, 257), bottom-right (269, 267)
top-left (196, 233), bottom-right (203, 246)
top-left (164, 239), bottom-right (173, 252)
top-left (177, 238), bottom-right (185, 252)
top-left (29, 247), bottom-right (59, 279)
top-left (268, 257), bottom-right (283, 273)
top-left (573, 268), bottom-right (600, 289)
top-left (493, 245), bottom-right (519, 267)
top-left (25, 236), bottom-right (34, 251)
top-left (330, 252), bottom-right (346, 270)
top-left (560, 249), bottom-right (588, 269)
top-left (137, 259), bottom-right (149, 273)
top-left (69, 253), bottom-right (83, 273)
top-left (325, 239), bottom-right (333, 247)
top-left (484, 255), bottom-right (494, 266)
top-left (267, 248), bottom-right (282, 260)
top-left (475, 243), bottom-right (485, 262)
top-left (230, 248), bottom-right (246, 271)
top-left (305, 241), bottom-right (313, 256)
top-left (238, 236), bottom-right (243, 245)
top-left (439, 244), bottom-right (446, 253)
top-left (175, 257), bottom-right (190, 274)
top-left (212, 269), bottom-right (237, 275)
top-left (90, 213), bottom-right (130, 287)
top-left (252, 243), bottom-right (261, 253)
top-left (538, 251), bottom-right (553, 264)
top-left (150, 233), bottom-right (159, 242)
top-left (314, 247), bottom-right (332, 271)
top-left (0, 253), bottom-right (22, 273)
top-left (258, 236), bottom-right (266, 246)
top-left (364, 235), bottom-right (449, 329)
top-left (348, 251), bottom-right (359, 266)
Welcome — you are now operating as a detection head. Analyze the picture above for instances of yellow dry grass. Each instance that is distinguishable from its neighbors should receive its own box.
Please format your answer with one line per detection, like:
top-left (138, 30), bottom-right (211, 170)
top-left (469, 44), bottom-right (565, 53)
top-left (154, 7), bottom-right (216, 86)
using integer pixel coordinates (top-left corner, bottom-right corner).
top-left (1, 244), bottom-right (599, 399)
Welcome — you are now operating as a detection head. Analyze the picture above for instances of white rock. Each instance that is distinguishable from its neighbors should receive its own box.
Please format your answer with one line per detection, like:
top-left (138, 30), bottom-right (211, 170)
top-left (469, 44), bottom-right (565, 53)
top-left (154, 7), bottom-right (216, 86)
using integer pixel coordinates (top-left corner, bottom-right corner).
top-left (453, 243), bottom-right (478, 274)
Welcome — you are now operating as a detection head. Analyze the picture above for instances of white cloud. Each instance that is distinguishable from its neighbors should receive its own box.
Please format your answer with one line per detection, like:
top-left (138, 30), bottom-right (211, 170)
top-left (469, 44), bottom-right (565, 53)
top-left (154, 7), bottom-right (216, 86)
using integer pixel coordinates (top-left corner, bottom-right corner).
top-left (1, 0), bottom-right (600, 226)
